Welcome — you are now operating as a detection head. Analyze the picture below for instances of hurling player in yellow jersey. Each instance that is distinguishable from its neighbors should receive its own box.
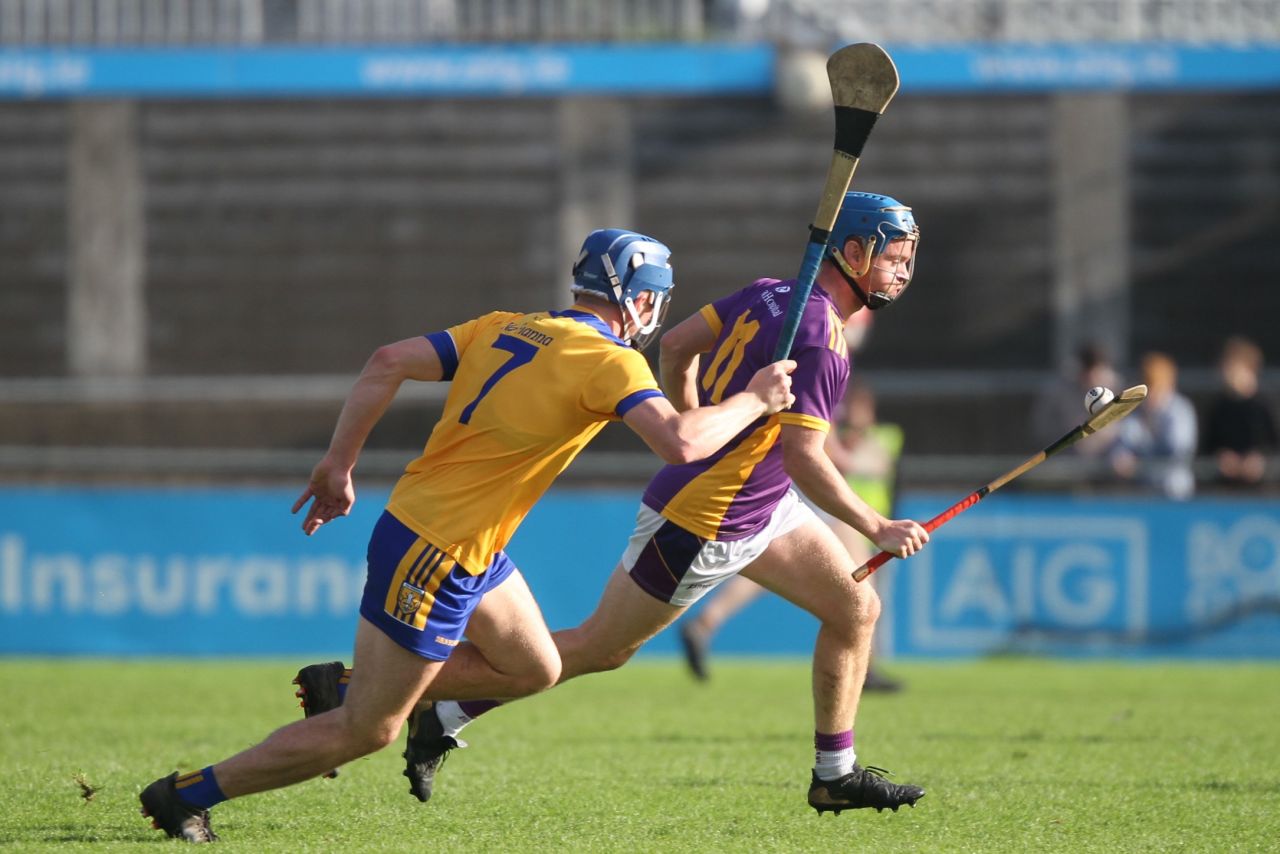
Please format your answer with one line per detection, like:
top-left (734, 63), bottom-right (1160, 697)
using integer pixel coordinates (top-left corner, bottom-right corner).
top-left (138, 229), bottom-right (795, 842)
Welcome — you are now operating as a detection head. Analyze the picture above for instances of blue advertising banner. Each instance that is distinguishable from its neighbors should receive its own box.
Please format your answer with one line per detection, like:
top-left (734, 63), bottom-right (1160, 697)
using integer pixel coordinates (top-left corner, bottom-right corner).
top-left (0, 44), bottom-right (774, 99)
top-left (0, 488), bottom-right (374, 655)
top-left (1, 488), bottom-right (1277, 658)
top-left (3, 43), bottom-right (1279, 100)
top-left (887, 43), bottom-right (1280, 92)
top-left (886, 494), bottom-right (1280, 658)
top-left (0, 486), bottom-right (645, 656)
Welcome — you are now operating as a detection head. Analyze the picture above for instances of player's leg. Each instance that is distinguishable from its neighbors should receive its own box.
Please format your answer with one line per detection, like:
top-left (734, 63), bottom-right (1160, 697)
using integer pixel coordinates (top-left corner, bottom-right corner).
top-left (553, 562), bottom-right (688, 679)
top-left (740, 517), bottom-right (876, 732)
top-left (677, 490), bottom-right (834, 682)
top-left (433, 559), bottom-right (684, 690)
top-left (292, 565), bottom-right (561, 731)
top-left (678, 574), bottom-right (767, 680)
top-left (398, 507), bottom-right (742, 804)
top-left (398, 564), bottom-right (562, 803)
top-left (141, 511), bottom-right (514, 837)
top-left (140, 616), bottom-right (440, 840)
top-left (392, 564), bottom-right (685, 803)
top-left (218, 616), bottom-right (441, 795)
top-left (434, 503), bottom-right (707, 701)
top-left (287, 556), bottom-right (567, 804)
top-left (404, 563), bottom-right (688, 802)
top-left (827, 516), bottom-right (902, 692)
top-left (421, 566), bottom-right (561, 700)
top-left (740, 505), bottom-right (923, 813)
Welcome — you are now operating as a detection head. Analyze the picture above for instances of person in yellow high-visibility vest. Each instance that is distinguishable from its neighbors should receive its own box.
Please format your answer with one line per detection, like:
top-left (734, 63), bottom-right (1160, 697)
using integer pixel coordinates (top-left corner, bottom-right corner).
top-left (680, 380), bottom-right (906, 691)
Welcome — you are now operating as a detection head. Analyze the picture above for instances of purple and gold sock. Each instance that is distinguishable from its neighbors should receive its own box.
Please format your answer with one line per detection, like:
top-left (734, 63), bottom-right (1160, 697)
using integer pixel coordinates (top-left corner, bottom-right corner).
top-left (813, 730), bottom-right (856, 781)
top-left (434, 699), bottom-right (503, 737)
top-left (457, 699), bottom-right (501, 719)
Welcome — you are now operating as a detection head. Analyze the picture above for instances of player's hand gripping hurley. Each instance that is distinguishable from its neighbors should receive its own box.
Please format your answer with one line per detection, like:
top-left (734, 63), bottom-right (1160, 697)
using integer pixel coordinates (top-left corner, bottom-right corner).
top-left (853, 384), bottom-right (1150, 582)
top-left (773, 44), bottom-right (900, 360)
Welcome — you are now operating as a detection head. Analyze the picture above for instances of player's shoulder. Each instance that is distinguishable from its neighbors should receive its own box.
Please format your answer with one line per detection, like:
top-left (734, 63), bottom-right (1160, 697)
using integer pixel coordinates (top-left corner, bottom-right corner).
top-left (713, 277), bottom-right (791, 322)
top-left (791, 288), bottom-right (848, 357)
top-left (716, 278), bottom-right (785, 305)
top-left (467, 310), bottom-right (522, 330)
top-left (544, 309), bottom-right (634, 349)
top-left (743, 277), bottom-right (789, 302)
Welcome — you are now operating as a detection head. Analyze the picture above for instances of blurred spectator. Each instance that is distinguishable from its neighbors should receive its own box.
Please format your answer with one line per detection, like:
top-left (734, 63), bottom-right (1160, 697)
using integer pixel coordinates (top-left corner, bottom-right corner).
top-left (1032, 343), bottom-right (1122, 457)
top-left (1201, 336), bottom-right (1278, 487)
top-left (680, 380), bottom-right (906, 691)
top-left (1110, 352), bottom-right (1198, 500)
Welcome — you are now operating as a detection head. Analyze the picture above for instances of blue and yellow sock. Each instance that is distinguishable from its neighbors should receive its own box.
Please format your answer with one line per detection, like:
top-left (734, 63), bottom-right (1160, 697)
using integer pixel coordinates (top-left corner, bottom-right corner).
top-left (338, 667), bottom-right (351, 701)
top-left (173, 766), bottom-right (227, 810)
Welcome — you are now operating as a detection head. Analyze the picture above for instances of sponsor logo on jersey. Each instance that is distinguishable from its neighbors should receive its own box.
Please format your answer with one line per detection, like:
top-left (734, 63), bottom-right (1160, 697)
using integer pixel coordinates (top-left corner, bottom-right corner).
top-left (760, 289), bottom-right (783, 318)
top-left (503, 321), bottom-right (555, 347)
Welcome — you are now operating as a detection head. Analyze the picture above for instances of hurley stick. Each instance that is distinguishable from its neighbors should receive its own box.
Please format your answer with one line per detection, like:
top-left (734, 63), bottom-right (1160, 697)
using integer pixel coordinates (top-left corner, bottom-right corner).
top-left (853, 384), bottom-right (1149, 582)
top-left (773, 44), bottom-right (900, 360)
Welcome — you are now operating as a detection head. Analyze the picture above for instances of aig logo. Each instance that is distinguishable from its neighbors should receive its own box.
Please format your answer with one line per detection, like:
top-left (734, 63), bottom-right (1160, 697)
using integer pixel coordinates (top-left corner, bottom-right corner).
top-left (897, 516), bottom-right (1147, 653)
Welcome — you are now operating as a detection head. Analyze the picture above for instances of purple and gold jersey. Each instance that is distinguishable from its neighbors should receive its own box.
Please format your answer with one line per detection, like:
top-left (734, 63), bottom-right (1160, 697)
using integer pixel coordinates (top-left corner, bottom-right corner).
top-left (643, 279), bottom-right (850, 540)
top-left (387, 308), bottom-right (663, 574)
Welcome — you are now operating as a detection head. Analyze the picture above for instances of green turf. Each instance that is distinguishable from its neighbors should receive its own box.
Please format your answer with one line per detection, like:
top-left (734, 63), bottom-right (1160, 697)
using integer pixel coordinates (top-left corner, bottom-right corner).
top-left (1, 658), bottom-right (1277, 852)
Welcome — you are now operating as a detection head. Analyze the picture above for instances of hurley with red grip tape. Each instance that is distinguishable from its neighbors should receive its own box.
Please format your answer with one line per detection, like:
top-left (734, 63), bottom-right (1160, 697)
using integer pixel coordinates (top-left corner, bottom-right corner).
top-left (852, 384), bottom-right (1149, 582)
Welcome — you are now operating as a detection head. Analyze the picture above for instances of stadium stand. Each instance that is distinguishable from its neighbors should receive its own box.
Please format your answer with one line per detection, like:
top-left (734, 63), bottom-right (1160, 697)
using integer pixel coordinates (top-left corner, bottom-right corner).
top-left (0, 0), bottom-right (1276, 486)
top-left (5, 1), bottom-right (1280, 46)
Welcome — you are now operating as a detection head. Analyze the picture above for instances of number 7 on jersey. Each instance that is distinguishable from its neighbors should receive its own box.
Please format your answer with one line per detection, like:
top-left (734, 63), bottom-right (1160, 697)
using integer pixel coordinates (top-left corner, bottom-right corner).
top-left (458, 334), bottom-right (539, 424)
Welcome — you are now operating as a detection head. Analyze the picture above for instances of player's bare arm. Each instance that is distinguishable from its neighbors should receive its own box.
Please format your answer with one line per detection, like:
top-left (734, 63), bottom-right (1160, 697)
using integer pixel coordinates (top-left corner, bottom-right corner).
top-left (659, 312), bottom-right (718, 412)
top-left (624, 360), bottom-right (797, 464)
top-left (780, 423), bottom-right (927, 559)
top-left (293, 336), bottom-right (450, 535)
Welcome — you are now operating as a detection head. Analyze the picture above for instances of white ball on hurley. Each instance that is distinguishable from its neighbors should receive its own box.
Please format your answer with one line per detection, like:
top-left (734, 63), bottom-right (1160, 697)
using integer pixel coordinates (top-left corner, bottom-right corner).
top-left (1085, 386), bottom-right (1115, 415)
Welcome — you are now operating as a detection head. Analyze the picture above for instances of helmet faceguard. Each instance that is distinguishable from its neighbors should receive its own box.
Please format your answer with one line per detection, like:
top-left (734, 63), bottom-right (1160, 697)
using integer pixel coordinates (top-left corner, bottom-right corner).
top-left (571, 229), bottom-right (675, 350)
top-left (827, 192), bottom-right (919, 311)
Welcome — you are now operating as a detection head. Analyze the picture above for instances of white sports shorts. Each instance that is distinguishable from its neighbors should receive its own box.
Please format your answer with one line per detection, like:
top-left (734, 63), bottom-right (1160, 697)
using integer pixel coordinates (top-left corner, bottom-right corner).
top-left (621, 488), bottom-right (817, 607)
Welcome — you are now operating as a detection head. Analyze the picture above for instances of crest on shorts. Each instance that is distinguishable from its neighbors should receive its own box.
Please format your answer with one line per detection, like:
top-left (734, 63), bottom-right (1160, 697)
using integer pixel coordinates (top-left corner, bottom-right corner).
top-left (394, 582), bottom-right (425, 624)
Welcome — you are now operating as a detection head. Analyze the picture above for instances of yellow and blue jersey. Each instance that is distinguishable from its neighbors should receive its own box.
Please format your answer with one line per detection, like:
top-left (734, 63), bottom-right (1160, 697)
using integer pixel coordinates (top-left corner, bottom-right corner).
top-left (387, 308), bottom-right (662, 574)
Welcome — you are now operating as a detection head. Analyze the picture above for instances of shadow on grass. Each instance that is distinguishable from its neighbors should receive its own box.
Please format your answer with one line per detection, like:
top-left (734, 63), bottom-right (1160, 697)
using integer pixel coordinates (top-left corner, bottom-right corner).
top-left (8, 826), bottom-right (151, 844)
top-left (1193, 779), bottom-right (1280, 795)
top-left (651, 732), bottom-right (794, 745)
top-left (664, 776), bottom-right (793, 792)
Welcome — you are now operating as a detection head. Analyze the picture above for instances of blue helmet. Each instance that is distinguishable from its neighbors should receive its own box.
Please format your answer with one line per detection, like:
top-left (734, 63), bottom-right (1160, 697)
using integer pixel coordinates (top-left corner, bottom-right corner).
top-left (571, 228), bottom-right (675, 350)
top-left (827, 191), bottom-right (919, 310)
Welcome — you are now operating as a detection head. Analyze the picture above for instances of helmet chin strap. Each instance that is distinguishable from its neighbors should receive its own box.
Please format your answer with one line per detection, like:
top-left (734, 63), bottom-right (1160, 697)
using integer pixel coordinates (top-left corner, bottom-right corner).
top-left (828, 246), bottom-right (893, 311)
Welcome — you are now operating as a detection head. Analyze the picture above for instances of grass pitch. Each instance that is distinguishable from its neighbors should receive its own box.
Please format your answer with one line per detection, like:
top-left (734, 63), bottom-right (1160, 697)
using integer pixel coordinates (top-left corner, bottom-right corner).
top-left (1, 658), bottom-right (1277, 852)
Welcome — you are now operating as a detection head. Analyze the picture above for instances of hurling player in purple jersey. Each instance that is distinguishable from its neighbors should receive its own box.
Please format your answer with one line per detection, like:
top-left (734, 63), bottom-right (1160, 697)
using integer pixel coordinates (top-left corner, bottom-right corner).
top-left (293, 193), bottom-right (931, 816)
